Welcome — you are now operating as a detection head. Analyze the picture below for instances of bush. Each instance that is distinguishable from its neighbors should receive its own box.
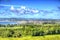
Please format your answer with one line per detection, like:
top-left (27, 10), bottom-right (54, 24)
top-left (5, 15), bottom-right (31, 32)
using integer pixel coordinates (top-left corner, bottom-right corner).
top-left (32, 31), bottom-right (44, 36)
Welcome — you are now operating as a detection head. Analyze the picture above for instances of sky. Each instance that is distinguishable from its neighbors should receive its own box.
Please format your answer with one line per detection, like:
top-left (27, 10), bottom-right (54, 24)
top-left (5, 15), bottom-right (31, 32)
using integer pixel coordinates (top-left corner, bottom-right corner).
top-left (0, 0), bottom-right (60, 19)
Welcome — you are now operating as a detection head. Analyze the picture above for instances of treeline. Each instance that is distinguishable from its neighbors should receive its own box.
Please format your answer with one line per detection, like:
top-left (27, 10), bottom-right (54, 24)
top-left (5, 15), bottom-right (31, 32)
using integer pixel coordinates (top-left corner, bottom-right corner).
top-left (0, 24), bottom-right (60, 37)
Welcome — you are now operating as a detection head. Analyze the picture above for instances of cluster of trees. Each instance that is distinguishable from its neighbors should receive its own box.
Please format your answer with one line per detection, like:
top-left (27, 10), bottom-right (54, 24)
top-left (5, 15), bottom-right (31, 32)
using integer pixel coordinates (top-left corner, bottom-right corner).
top-left (0, 24), bottom-right (17, 27)
top-left (0, 24), bottom-right (60, 37)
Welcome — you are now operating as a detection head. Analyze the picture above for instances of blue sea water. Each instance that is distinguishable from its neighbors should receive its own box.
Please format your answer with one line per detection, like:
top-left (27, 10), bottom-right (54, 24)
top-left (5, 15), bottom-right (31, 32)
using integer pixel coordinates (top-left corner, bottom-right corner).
top-left (0, 22), bottom-right (17, 24)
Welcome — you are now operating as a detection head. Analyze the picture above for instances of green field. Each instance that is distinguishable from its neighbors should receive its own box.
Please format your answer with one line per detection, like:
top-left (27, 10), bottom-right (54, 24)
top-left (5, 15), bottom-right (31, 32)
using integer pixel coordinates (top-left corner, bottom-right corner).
top-left (0, 24), bottom-right (60, 40)
top-left (0, 35), bottom-right (60, 40)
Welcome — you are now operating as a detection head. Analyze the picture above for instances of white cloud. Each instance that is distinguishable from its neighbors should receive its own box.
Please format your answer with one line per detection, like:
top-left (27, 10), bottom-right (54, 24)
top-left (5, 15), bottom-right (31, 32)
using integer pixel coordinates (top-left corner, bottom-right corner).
top-left (10, 6), bottom-right (15, 10)
top-left (31, 9), bottom-right (39, 13)
top-left (19, 10), bottom-right (25, 13)
top-left (20, 6), bottom-right (26, 9)
top-left (1, 4), bottom-right (60, 19)
top-left (10, 6), bottom-right (40, 14)
top-left (0, 5), bottom-right (40, 15)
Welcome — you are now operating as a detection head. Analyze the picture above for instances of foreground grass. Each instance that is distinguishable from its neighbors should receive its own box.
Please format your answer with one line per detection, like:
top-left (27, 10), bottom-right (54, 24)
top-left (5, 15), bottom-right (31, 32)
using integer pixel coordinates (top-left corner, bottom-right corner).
top-left (0, 35), bottom-right (60, 40)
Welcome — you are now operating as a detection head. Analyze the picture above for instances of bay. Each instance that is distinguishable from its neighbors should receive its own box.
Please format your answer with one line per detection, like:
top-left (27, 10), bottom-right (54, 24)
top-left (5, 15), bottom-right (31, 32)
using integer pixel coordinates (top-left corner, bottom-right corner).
top-left (0, 22), bottom-right (17, 24)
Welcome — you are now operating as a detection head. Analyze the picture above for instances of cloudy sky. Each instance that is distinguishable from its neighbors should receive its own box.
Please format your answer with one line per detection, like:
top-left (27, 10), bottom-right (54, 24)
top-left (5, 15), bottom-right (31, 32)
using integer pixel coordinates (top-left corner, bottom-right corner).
top-left (0, 0), bottom-right (60, 19)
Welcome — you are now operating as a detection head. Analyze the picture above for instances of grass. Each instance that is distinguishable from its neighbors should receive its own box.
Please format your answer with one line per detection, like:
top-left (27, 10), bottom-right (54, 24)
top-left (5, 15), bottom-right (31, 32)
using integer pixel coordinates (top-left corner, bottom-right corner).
top-left (0, 35), bottom-right (60, 40)
top-left (0, 24), bottom-right (60, 40)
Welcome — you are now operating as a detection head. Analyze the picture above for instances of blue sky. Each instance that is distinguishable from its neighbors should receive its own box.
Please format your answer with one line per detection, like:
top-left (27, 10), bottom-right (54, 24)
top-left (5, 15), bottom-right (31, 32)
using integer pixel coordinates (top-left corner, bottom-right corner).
top-left (0, 0), bottom-right (60, 19)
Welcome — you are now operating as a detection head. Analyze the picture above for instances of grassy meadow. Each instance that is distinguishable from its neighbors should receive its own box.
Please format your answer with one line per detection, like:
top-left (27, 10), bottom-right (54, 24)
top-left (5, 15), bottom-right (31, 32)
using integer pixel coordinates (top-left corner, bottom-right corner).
top-left (0, 35), bottom-right (60, 40)
top-left (0, 24), bottom-right (60, 40)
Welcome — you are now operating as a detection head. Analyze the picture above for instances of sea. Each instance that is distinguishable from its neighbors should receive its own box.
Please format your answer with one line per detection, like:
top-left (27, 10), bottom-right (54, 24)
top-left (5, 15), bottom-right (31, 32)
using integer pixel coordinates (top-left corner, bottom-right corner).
top-left (0, 22), bottom-right (17, 25)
